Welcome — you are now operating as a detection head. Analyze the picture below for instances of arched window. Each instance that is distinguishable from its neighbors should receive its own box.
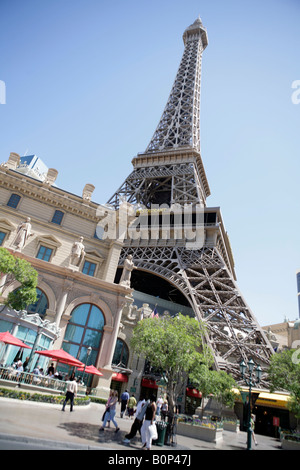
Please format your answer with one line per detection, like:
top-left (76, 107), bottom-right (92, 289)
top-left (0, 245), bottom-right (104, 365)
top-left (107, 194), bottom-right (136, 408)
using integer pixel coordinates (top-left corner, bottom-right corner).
top-left (62, 303), bottom-right (105, 367)
top-left (112, 338), bottom-right (129, 368)
top-left (13, 287), bottom-right (49, 318)
top-left (27, 288), bottom-right (49, 318)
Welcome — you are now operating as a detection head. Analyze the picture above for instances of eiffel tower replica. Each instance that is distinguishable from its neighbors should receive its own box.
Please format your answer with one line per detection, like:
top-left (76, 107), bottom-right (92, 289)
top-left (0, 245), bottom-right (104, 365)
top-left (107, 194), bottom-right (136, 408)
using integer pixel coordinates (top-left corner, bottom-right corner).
top-left (107, 18), bottom-right (273, 385)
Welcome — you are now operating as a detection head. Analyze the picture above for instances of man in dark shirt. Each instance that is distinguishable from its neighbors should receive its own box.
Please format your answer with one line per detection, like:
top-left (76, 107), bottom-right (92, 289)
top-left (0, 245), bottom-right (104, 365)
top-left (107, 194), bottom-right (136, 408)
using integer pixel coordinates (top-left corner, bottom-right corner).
top-left (120, 389), bottom-right (130, 417)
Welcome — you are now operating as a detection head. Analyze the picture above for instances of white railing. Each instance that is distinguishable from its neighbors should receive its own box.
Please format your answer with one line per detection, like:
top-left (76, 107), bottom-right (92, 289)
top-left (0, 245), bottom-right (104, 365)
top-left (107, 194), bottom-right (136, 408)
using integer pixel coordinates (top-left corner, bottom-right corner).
top-left (0, 366), bottom-right (67, 393)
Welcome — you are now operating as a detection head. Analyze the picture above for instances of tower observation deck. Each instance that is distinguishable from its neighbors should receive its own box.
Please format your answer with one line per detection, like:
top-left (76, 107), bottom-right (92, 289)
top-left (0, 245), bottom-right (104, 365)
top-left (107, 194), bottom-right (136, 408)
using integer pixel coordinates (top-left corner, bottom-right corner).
top-left (106, 18), bottom-right (273, 385)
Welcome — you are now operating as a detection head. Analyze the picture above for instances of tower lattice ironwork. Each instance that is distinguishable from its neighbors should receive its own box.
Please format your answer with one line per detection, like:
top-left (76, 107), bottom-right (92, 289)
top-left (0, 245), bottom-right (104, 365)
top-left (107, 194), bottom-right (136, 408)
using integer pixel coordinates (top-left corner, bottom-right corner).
top-left (107, 18), bottom-right (273, 385)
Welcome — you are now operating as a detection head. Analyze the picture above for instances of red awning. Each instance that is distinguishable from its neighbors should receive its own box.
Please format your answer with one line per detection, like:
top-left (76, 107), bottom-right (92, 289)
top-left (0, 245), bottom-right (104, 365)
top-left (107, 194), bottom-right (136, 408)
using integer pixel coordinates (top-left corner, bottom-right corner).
top-left (112, 372), bottom-right (128, 382)
top-left (0, 331), bottom-right (31, 349)
top-left (77, 365), bottom-right (103, 376)
top-left (186, 387), bottom-right (202, 399)
top-left (141, 378), bottom-right (158, 389)
top-left (34, 349), bottom-right (84, 367)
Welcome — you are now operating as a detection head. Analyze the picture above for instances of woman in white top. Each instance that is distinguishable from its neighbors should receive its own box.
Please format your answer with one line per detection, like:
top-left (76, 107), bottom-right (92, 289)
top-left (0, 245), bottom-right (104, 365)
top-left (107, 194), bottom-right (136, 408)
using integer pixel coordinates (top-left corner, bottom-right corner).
top-left (61, 373), bottom-right (78, 412)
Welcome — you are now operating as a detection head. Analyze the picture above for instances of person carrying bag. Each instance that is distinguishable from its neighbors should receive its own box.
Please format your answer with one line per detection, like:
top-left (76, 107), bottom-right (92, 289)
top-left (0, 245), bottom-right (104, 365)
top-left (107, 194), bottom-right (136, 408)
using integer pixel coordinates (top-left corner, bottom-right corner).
top-left (148, 421), bottom-right (158, 441)
top-left (140, 395), bottom-right (157, 450)
top-left (100, 390), bottom-right (120, 433)
top-left (123, 398), bottom-right (150, 444)
top-left (101, 390), bottom-right (112, 425)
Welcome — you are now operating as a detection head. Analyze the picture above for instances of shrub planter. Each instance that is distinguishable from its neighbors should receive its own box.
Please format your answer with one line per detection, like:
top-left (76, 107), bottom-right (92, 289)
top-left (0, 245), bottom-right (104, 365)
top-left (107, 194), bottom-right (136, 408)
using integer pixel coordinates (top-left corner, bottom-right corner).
top-left (0, 387), bottom-right (90, 406)
top-left (177, 421), bottom-right (223, 443)
top-left (223, 421), bottom-right (240, 433)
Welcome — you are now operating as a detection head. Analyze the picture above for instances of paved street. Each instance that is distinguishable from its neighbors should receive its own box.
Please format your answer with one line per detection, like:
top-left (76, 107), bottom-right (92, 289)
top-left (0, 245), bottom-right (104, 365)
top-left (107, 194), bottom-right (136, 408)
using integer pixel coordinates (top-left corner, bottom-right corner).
top-left (0, 397), bottom-right (282, 452)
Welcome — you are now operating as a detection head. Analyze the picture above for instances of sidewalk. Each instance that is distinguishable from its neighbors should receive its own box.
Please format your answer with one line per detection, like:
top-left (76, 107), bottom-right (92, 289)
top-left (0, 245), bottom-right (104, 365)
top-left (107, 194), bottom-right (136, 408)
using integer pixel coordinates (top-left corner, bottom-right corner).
top-left (0, 397), bottom-right (281, 451)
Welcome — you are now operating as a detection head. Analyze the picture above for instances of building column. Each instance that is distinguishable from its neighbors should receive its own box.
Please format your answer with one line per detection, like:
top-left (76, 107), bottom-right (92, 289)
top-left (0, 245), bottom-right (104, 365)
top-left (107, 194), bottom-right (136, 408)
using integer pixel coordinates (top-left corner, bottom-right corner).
top-left (54, 279), bottom-right (74, 326)
top-left (27, 326), bottom-right (43, 371)
top-left (103, 295), bottom-right (131, 368)
top-left (102, 240), bottom-right (124, 283)
top-left (94, 294), bottom-right (130, 399)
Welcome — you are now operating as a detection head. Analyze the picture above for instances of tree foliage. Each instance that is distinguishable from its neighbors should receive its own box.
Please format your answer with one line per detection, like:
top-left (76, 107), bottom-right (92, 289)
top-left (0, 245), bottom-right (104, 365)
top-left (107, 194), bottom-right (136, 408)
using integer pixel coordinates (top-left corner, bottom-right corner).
top-left (130, 313), bottom-right (213, 413)
top-left (0, 247), bottom-right (38, 310)
top-left (268, 348), bottom-right (300, 418)
top-left (189, 364), bottom-right (237, 416)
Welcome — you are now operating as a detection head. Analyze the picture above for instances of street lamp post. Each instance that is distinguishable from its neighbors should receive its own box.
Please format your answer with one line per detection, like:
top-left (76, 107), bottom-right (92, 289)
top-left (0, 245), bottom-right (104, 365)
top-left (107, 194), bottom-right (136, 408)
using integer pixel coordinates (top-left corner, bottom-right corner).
top-left (239, 358), bottom-right (262, 450)
top-left (82, 346), bottom-right (92, 385)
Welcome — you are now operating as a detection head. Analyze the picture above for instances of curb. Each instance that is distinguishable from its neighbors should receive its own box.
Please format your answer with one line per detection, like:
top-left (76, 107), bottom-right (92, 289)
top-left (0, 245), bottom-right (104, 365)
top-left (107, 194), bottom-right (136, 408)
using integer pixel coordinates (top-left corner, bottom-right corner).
top-left (0, 432), bottom-right (110, 450)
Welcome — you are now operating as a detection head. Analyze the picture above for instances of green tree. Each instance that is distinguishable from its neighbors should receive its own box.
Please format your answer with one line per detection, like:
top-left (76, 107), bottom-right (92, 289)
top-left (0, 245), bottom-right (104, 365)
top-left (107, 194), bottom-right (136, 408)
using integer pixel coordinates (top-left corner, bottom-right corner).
top-left (130, 313), bottom-right (213, 415)
top-left (189, 364), bottom-right (237, 417)
top-left (211, 370), bottom-right (237, 410)
top-left (0, 247), bottom-right (38, 311)
top-left (189, 363), bottom-right (214, 417)
top-left (268, 348), bottom-right (300, 420)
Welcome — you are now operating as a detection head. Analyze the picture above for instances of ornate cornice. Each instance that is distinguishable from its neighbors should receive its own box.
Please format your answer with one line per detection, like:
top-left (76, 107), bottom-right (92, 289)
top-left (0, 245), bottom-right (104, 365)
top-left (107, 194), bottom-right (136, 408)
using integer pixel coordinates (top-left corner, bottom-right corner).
top-left (0, 167), bottom-right (99, 222)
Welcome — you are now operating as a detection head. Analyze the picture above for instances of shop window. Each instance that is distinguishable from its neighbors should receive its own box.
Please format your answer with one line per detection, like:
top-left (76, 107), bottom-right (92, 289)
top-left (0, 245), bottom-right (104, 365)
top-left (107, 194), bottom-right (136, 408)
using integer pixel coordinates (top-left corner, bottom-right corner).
top-left (3, 326), bottom-right (37, 367)
top-left (0, 319), bottom-right (14, 333)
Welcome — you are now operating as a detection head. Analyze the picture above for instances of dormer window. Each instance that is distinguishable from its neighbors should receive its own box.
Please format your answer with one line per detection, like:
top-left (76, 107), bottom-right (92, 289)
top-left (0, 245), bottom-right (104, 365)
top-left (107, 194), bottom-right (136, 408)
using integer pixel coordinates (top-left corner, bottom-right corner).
top-left (0, 218), bottom-right (16, 246)
top-left (82, 260), bottom-right (96, 277)
top-left (81, 250), bottom-right (103, 278)
top-left (35, 234), bottom-right (62, 263)
top-left (36, 245), bottom-right (53, 262)
top-left (51, 210), bottom-right (64, 225)
top-left (7, 193), bottom-right (21, 209)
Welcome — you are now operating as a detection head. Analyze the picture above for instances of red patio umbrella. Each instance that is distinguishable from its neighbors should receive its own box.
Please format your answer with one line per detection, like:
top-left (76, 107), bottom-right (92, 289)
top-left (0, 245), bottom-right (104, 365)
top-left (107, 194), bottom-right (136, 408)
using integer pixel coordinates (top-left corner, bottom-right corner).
top-left (77, 364), bottom-right (103, 376)
top-left (34, 349), bottom-right (84, 367)
top-left (0, 331), bottom-right (31, 349)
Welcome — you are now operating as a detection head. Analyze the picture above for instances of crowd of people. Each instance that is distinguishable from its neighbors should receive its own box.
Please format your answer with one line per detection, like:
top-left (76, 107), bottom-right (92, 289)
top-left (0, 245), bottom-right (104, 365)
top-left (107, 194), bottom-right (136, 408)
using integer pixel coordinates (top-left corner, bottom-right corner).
top-left (2, 357), bottom-right (171, 450)
top-left (31, 363), bottom-right (65, 384)
top-left (99, 389), bottom-right (170, 450)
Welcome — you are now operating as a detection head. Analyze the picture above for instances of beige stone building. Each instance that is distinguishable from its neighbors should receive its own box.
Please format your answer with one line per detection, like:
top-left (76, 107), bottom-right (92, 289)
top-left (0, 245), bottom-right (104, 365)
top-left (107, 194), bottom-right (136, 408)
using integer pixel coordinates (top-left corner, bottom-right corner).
top-left (0, 152), bottom-right (195, 404)
top-left (262, 318), bottom-right (300, 352)
top-left (0, 152), bottom-right (135, 398)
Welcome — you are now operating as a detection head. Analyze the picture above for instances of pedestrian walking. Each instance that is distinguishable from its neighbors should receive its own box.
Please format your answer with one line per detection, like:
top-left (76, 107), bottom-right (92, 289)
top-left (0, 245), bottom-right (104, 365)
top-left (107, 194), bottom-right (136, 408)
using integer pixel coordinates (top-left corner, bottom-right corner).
top-left (160, 399), bottom-right (168, 421)
top-left (127, 393), bottom-right (137, 418)
top-left (101, 390), bottom-right (113, 428)
top-left (62, 372), bottom-right (77, 412)
top-left (100, 390), bottom-right (120, 432)
top-left (120, 389), bottom-right (129, 417)
top-left (123, 397), bottom-right (149, 444)
top-left (250, 414), bottom-right (258, 446)
top-left (156, 395), bottom-right (164, 418)
top-left (141, 395), bottom-right (157, 450)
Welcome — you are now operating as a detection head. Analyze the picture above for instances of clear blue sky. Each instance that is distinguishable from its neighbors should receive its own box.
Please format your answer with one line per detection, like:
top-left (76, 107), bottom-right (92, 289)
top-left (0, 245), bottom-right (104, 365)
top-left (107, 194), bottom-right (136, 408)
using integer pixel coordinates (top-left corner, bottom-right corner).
top-left (0, 0), bottom-right (299, 327)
